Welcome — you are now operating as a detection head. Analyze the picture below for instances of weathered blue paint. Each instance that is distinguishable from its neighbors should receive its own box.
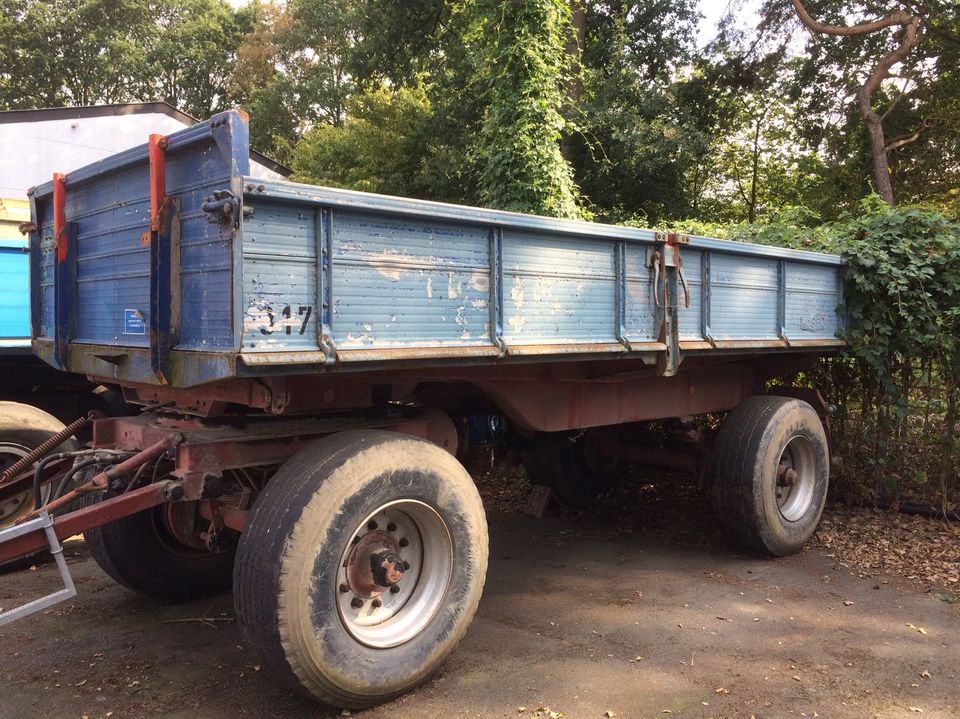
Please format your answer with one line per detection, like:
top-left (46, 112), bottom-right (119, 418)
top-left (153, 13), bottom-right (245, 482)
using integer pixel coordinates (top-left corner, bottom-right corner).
top-left (29, 111), bottom-right (846, 388)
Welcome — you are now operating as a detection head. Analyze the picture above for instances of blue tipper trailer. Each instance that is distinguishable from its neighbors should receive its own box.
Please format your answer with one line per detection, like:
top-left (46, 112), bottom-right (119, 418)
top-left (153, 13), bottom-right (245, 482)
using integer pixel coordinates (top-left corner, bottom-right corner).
top-left (1, 111), bottom-right (845, 708)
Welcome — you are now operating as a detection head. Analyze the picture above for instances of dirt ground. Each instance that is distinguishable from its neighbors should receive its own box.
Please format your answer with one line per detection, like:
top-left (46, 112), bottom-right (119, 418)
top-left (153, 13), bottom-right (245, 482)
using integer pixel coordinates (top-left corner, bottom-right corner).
top-left (1, 475), bottom-right (957, 719)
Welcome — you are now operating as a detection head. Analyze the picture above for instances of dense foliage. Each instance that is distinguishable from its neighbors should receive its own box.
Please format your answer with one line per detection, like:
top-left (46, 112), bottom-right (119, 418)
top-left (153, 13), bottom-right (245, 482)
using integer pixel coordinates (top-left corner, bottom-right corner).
top-left (693, 201), bottom-right (960, 505)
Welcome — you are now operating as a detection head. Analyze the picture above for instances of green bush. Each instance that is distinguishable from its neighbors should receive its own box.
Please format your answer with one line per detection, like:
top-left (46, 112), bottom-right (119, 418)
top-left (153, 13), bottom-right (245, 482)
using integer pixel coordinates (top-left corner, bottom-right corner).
top-left (669, 197), bottom-right (960, 505)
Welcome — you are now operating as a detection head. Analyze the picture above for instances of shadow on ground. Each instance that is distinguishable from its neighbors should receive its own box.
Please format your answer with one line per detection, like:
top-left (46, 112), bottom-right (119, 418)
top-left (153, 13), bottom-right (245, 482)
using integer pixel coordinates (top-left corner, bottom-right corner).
top-left (1, 472), bottom-right (957, 719)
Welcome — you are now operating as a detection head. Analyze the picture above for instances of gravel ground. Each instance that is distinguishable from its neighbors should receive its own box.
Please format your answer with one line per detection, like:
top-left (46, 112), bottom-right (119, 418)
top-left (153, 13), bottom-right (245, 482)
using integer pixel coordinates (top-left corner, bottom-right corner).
top-left (1, 470), bottom-right (957, 719)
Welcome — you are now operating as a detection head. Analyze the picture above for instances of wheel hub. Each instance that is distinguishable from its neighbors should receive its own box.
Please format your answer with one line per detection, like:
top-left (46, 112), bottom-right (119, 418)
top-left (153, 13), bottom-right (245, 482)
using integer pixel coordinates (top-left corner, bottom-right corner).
top-left (345, 530), bottom-right (405, 597)
top-left (775, 437), bottom-right (816, 522)
top-left (335, 500), bottom-right (453, 649)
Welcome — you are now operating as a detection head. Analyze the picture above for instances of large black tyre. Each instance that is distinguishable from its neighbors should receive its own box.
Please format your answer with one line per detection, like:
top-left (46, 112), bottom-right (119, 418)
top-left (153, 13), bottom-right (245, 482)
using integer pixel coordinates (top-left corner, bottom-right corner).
top-left (81, 493), bottom-right (235, 602)
top-left (0, 402), bottom-right (79, 572)
top-left (234, 430), bottom-right (488, 710)
top-left (523, 433), bottom-right (616, 509)
top-left (711, 395), bottom-right (829, 556)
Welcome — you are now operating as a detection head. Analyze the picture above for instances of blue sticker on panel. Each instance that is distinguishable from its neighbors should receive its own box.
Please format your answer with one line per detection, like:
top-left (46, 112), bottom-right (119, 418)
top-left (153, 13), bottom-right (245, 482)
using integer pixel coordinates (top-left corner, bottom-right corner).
top-left (124, 309), bottom-right (146, 335)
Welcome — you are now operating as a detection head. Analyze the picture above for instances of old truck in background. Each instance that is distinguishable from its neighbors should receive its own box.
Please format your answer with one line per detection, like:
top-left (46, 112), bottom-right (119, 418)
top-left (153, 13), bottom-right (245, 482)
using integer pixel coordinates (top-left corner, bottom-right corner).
top-left (0, 111), bottom-right (844, 709)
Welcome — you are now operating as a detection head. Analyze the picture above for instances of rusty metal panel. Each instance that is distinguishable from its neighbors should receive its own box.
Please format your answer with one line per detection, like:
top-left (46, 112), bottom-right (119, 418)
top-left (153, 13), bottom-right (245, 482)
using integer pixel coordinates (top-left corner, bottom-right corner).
top-left (709, 253), bottom-right (779, 340)
top-left (502, 230), bottom-right (616, 345)
top-left (328, 210), bottom-right (493, 349)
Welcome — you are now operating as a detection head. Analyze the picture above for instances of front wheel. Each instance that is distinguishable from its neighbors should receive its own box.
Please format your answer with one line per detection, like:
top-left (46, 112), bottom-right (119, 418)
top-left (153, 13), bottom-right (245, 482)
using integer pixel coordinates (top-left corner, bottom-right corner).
top-left (234, 430), bottom-right (488, 709)
top-left (711, 396), bottom-right (829, 556)
top-left (0, 402), bottom-right (79, 572)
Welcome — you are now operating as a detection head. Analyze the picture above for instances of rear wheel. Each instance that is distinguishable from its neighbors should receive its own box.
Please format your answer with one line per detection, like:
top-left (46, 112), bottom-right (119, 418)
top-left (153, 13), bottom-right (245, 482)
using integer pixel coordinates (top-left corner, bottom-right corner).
top-left (711, 396), bottom-right (829, 556)
top-left (523, 433), bottom-right (616, 509)
top-left (82, 493), bottom-right (236, 602)
top-left (234, 430), bottom-right (488, 709)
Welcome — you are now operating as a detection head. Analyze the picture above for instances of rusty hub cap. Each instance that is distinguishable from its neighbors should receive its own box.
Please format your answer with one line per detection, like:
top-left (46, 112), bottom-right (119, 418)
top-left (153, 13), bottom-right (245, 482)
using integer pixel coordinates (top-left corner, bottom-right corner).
top-left (345, 530), bottom-right (405, 597)
top-left (336, 500), bottom-right (452, 648)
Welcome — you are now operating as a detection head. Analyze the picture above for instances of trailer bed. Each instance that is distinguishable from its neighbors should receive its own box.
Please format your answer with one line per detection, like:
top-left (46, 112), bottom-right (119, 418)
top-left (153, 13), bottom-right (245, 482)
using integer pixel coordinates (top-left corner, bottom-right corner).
top-left (27, 111), bottom-right (844, 389)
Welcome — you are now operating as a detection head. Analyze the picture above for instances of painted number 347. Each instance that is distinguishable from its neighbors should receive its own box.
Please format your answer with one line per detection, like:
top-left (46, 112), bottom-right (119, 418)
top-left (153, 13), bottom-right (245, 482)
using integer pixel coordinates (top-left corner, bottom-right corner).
top-left (260, 305), bottom-right (313, 335)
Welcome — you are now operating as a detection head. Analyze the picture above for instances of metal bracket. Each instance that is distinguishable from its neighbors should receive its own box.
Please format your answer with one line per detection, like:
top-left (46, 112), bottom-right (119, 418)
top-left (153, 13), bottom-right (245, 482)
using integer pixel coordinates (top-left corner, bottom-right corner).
top-left (202, 190), bottom-right (240, 227)
top-left (0, 511), bottom-right (77, 627)
top-left (650, 233), bottom-right (689, 377)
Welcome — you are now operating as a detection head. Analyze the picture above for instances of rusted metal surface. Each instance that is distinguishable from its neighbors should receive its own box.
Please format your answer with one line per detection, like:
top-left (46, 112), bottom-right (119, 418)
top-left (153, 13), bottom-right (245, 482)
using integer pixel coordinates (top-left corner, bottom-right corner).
top-left (785, 338), bottom-right (846, 348)
top-left (198, 501), bottom-right (248, 533)
top-left (34, 435), bottom-right (180, 517)
top-left (505, 342), bottom-right (625, 357)
top-left (469, 361), bottom-right (755, 432)
top-left (239, 350), bottom-right (327, 366)
top-left (345, 530), bottom-right (405, 598)
top-left (91, 413), bottom-right (436, 488)
top-left (336, 346), bottom-right (502, 362)
top-left (84, 435), bottom-right (180, 492)
top-left (122, 378), bottom-right (281, 416)
top-left (52, 174), bottom-right (66, 265)
top-left (0, 481), bottom-right (170, 564)
top-left (148, 134), bottom-right (167, 233)
top-left (712, 339), bottom-right (790, 350)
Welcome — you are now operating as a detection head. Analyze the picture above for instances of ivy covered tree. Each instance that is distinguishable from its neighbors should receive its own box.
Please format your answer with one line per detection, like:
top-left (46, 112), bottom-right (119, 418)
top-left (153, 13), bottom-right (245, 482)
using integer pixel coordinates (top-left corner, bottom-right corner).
top-left (464, 0), bottom-right (584, 218)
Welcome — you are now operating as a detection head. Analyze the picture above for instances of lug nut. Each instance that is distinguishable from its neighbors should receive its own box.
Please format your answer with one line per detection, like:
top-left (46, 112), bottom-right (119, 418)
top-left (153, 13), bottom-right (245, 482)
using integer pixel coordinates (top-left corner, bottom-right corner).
top-left (339, 583), bottom-right (350, 593)
top-left (387, 522), bottom-right (397, 532)
top-left (371, 598), bottom-right (383, 608)
top-left (351, 597), bottom-right (364, 609)
top-left (368, 520), bottom-right (379, 531)
top-left (399, 537), bottom-right (409, 548)
top-left (390, 585), bottom-right (400, 594)
top-left (402, 561), bottom-right (410, 571)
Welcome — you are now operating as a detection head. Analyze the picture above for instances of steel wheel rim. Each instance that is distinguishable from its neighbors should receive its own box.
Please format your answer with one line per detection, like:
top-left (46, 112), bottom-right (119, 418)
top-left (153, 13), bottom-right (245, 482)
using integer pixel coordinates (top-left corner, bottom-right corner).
top-left (0, 442), bottom-right (48, 527)
top-left (335, 499), bottom-right (453, 649)
top-left (776, 435), bottom-right (816, 522)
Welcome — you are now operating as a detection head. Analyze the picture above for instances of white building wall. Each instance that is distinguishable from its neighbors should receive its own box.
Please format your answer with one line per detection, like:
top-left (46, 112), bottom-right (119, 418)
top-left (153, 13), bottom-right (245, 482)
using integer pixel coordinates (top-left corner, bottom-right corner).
top-left (0, 111), bottom-right (285, 199)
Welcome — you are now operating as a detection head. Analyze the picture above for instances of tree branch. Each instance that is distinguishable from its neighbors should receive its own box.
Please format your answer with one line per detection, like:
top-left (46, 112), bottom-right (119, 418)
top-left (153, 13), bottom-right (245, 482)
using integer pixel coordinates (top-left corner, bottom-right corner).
top-left (879, 76), bottom-right (914, 122)
top-left (791, 0), bottom-right (921, 206)
top-left (790, 0), bottom-right (912, 37)
top-left (883, 119), bottom-right (932, 154)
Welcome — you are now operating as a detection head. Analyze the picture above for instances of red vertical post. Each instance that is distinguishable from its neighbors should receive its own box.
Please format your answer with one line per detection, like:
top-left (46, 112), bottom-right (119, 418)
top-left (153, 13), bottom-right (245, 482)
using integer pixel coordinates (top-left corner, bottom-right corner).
top-left (149, 134), bottom-right (167, 232)
top-left (53, 173), bottom-right (67, 263)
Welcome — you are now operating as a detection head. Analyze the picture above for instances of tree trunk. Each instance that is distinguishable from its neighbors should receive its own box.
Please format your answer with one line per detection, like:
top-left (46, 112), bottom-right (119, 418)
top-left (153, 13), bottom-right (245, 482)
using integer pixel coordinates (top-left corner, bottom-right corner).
top-left (857, 88), bottom-right (896, 205)
top-left (749, 117), bottom-right (761, 223)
